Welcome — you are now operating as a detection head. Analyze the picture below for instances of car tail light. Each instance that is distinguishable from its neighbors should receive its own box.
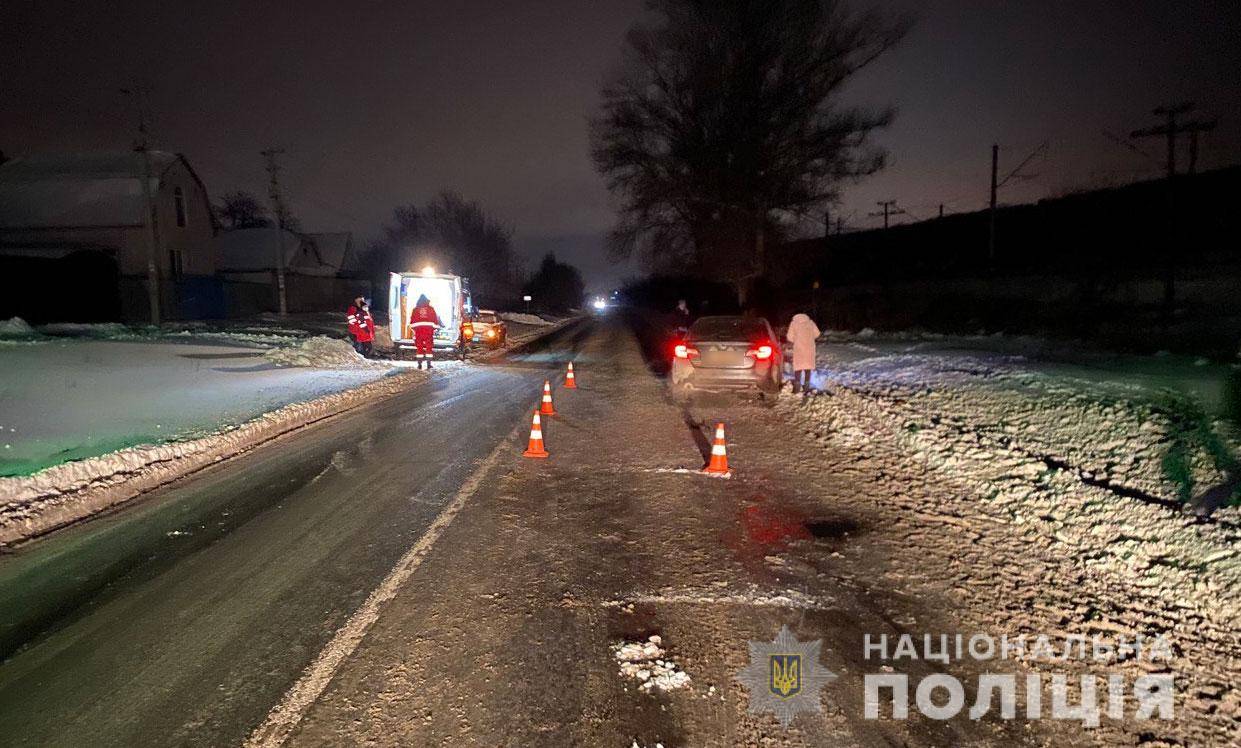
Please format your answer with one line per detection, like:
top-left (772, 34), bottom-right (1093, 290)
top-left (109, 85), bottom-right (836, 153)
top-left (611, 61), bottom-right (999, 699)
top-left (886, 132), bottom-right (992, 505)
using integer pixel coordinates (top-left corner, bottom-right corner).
top-left (747, 344), bottom-right (774, 360)
top-left (674, 343), bottom-right (699, 359)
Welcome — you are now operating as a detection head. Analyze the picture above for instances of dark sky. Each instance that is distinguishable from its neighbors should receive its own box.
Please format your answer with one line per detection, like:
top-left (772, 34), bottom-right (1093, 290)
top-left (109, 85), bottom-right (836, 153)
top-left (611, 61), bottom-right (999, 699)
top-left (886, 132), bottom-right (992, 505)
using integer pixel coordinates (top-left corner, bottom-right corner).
top-left (3, 1), bottom-right (1239, 291)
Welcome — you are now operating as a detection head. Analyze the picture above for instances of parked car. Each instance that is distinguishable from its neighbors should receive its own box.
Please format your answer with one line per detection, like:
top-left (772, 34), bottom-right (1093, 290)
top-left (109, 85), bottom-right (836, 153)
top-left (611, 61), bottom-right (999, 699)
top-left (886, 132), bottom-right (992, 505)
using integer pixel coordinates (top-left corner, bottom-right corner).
top-left (470, 309), bottom-right (507, 348)
top-left (669, 315), bottom-right (784, 400)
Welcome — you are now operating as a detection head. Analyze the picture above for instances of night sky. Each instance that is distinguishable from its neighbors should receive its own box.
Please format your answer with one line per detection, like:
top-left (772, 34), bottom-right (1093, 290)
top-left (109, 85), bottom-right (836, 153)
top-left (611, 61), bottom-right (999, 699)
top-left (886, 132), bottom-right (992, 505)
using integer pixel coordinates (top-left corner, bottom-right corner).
top-left (3, 1), bottom-right (1239, 291)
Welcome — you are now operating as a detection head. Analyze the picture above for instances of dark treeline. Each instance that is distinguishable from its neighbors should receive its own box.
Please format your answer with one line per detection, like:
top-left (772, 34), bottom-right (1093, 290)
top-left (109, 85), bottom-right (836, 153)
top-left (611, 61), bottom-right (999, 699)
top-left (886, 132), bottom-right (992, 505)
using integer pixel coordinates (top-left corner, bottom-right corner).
top-left (774, 165), bottom-right (1241, 290)
top-left (524, 253), bottom-right (585, 314)
top-left (361, 191), bottom-right (520, 309)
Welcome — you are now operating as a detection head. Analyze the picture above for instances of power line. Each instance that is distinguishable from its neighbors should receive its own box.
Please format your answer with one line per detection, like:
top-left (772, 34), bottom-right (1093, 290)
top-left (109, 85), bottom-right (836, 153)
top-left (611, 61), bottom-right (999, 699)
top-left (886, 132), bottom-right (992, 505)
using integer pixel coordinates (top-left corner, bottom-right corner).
top-left (997, 141), bottom-right (1047, 189)
top-left (1128, 101), bottom-right (1218, 317)
top-left (868, 199), bottom-right (905, 229)
top-left (1102, 130), bottom-right (1157, 163)
top-left (1130, 102), bottom-right (1217, 178)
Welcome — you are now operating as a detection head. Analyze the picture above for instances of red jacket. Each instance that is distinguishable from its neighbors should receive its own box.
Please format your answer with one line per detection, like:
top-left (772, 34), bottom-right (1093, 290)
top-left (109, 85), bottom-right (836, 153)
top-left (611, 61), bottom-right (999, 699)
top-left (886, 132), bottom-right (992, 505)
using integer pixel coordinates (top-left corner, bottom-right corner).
top-left (409, 304), bottom-right (441, 330)
top-left (347, 305), bottom-right (375, 343)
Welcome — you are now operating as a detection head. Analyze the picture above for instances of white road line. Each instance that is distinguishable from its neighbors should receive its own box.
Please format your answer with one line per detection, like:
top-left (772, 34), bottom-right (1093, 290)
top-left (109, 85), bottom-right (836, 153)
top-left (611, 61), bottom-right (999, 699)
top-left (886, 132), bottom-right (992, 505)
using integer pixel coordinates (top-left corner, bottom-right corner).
top-left (245, 420), bottom-right (525, 748)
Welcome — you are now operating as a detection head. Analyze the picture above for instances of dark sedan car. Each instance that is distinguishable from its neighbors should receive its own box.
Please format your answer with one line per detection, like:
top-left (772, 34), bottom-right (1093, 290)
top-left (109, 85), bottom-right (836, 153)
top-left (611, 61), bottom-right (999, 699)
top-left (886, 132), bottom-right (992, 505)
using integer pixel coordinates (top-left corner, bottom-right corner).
top-left (669, 315), bottom-right (784, 400)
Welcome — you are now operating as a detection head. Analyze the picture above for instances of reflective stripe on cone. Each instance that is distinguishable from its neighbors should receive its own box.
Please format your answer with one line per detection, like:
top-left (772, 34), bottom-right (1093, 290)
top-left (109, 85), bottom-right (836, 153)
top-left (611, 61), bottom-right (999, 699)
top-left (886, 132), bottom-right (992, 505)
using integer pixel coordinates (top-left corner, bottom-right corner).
top-left (703, 422), bottom-right (730, 474)
top-left (539, 380), bottom-right (556, 416)
top-left (523, 410), bottom-right (549, 458)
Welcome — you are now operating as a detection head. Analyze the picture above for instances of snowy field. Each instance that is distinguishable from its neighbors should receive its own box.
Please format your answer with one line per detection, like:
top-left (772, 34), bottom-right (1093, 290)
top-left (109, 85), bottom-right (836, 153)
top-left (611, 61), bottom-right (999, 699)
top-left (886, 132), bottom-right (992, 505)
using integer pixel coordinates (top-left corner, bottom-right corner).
top-left (0, 333), bottom-right (395, 477)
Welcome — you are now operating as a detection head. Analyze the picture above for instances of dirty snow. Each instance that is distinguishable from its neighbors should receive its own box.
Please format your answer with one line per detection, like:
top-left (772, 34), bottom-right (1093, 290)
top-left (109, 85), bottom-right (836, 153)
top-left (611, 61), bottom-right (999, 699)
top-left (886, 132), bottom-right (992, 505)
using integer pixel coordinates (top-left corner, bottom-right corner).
top-left (263, 336), bottom-right (388, 369)
top-left (777, 333), bottom-right (1241, 742)
top-left (0, 318), bottom-right (36, 339)
top-left (613, 635), bottom-right (692, 693)
top-left (0, 369), bottom-right (420, 543)
top-left (500, 312), bottom-right (554, 326)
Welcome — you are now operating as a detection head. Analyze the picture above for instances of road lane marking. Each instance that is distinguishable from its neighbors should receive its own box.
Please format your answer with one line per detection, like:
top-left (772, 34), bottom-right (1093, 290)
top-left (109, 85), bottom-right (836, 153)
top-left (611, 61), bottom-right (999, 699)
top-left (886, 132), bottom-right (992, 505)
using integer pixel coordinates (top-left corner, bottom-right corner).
top-left (245, 419), bottom-right (526, 748)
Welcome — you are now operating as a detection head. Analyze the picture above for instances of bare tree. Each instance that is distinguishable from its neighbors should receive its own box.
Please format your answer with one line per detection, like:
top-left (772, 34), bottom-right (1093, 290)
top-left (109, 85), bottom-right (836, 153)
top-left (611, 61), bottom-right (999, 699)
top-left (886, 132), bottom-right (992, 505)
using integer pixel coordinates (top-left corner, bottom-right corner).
top-left (591, 0), bottom-right (908, 297)
top-left (366, 191), bottom-right (518, 303)
top-left (524, 253), bottom-right (586, 312)
top-left (214, 191), bottom-right (271, 230)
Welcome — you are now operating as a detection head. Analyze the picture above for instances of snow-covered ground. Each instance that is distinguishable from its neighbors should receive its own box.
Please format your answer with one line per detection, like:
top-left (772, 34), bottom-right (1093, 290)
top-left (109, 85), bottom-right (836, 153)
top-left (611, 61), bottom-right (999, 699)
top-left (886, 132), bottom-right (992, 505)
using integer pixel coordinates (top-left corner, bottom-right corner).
top-left (0, 335), bottom-right (395, 477)
top-left (777, 331), bottom-right (1241, 740)
top-left (807, 332), bottom-right (1241, 508)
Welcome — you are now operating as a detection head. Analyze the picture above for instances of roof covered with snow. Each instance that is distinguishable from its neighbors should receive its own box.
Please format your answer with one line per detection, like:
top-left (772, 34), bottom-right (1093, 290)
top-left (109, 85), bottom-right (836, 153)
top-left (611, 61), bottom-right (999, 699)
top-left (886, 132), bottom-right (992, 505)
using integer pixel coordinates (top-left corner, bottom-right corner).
top-left (215, 227), bottom-right (346, 276)
top-left (0, 151), bottom-right (180, 229)
top-left (214, 227), bottom-right (306, 271)
top-left (304, 232), bottom-right (356, 272)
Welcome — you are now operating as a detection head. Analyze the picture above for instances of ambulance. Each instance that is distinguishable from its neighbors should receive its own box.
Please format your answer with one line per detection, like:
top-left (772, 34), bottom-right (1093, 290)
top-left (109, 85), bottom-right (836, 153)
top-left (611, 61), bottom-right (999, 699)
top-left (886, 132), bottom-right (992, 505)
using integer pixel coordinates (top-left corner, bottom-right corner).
top-left (388, 270), bottom-right (474, 354)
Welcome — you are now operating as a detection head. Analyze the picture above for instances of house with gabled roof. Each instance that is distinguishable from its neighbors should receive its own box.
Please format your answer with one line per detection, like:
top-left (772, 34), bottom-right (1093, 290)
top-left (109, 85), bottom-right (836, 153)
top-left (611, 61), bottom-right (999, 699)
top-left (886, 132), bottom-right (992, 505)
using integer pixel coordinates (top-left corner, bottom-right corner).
top-left (0, 150), bottom-right (217, 322)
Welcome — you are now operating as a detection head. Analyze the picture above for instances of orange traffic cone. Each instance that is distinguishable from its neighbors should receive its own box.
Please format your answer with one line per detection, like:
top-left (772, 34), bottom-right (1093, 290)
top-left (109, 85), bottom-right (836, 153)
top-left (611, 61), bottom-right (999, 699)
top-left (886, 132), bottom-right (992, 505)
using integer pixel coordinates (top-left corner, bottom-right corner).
top-left (703, 422), bottom-right (730, 474)
top-left (523, 410), bottom-right (549, 458)
top-left (539, 380), bottom-right (557, 416)
top-left (564, 361), bottom-right (578, 389)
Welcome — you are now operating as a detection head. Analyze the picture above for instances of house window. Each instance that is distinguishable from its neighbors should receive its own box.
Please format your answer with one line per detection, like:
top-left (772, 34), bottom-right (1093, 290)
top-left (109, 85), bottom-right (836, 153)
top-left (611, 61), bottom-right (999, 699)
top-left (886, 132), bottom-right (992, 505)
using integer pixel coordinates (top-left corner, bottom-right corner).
top-left (174, 186), bottom-right (187, 228)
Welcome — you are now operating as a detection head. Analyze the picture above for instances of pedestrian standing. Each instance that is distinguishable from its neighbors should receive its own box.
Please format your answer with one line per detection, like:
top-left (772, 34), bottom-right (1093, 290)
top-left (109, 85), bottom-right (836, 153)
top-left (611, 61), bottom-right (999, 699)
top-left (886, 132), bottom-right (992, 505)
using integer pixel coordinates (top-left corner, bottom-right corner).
top-left (785, 312), bottom-right (821, 395)
top-left (671, 298), bottom-right (692, 338)
top-left (408, 294), bottom-right (441, 369)
top-left (347, 296), bottom-right (375, 357)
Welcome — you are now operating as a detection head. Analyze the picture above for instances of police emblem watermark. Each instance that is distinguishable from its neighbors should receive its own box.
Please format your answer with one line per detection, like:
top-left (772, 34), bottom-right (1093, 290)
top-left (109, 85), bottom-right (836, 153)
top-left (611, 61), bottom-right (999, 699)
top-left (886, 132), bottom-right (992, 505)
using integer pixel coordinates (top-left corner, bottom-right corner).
top-left (736, 625), bottom-right (837, 727)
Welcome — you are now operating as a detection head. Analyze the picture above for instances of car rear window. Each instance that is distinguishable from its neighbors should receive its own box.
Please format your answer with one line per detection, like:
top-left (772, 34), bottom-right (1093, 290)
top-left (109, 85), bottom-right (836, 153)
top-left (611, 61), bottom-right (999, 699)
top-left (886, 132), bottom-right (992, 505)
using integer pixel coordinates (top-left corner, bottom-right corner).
top-left (690, 317), bottom-right (768, 341)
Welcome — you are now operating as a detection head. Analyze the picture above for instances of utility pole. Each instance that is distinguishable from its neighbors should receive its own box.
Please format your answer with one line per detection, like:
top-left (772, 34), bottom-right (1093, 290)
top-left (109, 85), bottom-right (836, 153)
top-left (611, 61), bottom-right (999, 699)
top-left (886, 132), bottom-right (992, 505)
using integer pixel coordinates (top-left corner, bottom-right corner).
top-left (938, 204), bottom-right (944, 219)
top-left (988, 144), bottom-right (998, 266)
top-left (1131, 102), bottom-right (1217, 318)
top-left (122, 86), bottom-right (161, 325)
top-left (1184, 120), bottom-right (1216, 175)
top-left (1132, 103), bottom-right (1193, 177)
top-left (869, 200), bottom-right (905, 230)
top-left (260, 148), bottom-right (289, 315)
top-left (824, 207), bottom-right (831, 238)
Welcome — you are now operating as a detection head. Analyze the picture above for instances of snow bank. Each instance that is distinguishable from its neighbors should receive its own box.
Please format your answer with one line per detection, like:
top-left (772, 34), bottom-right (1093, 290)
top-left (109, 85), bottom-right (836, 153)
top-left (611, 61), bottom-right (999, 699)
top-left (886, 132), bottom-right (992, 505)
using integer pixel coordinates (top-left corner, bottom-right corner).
top-left (500, 312), bottom-right (553, 326)
top-left (778, 342), bottom-right (1241, 741)
top-left (263, 336), bottom-right (386, 369)
top-left (39, 321), bottom-right (134, 338)
top-left (0, 317), bottom-right (36, 339)
top-left (0, 370), bottom-right (424, 544)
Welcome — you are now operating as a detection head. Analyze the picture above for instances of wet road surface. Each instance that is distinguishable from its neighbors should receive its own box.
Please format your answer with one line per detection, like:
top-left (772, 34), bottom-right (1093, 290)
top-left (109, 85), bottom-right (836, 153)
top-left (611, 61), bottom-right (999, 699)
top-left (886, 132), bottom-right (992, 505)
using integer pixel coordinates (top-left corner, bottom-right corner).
top-left (0, 322), bottom-right (589, 747)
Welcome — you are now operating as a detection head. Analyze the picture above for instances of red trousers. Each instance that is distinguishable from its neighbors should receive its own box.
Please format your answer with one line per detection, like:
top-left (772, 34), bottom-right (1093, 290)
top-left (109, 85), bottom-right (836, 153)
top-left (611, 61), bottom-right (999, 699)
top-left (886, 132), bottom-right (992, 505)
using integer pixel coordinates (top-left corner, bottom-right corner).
top-left (414, 327), bottom-right (434, 356)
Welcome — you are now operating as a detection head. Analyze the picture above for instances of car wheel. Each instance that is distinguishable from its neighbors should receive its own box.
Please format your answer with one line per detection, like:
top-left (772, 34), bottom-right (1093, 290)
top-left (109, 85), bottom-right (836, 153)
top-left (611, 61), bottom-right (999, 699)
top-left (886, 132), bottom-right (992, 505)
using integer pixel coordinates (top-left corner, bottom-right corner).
top-left (759, 369), bottom-right (781, 395)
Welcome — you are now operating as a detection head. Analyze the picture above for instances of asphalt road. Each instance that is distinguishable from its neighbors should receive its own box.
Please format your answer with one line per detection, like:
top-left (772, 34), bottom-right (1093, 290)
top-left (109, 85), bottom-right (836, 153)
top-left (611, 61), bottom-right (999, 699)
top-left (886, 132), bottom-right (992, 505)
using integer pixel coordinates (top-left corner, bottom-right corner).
top-left (1, 317), bottom-right (1088, 746)
top-left (0, 321), bottom-right (590, 747)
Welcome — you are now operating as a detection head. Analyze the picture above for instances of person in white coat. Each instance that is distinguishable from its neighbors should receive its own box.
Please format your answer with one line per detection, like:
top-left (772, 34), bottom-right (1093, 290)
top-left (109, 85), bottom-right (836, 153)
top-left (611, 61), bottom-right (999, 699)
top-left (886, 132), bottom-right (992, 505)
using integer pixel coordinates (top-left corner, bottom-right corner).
top-left (785, 312), bottom-right (821, 395)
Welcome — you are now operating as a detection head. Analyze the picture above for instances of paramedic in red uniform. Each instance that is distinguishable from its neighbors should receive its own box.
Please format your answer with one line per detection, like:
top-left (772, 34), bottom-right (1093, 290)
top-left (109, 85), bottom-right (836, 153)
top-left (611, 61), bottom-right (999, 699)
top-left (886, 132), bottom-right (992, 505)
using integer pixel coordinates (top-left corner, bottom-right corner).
top-left (408, 294), bottom-right (441, 369)
top-left (346, 296), bottom-right (375, 357)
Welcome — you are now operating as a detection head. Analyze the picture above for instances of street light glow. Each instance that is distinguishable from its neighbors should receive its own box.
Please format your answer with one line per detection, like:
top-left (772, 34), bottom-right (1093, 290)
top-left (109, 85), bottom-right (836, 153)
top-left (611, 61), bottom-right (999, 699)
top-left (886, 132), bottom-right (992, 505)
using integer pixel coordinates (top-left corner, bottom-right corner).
top-left (421, 265), bottom-right (436, 276)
